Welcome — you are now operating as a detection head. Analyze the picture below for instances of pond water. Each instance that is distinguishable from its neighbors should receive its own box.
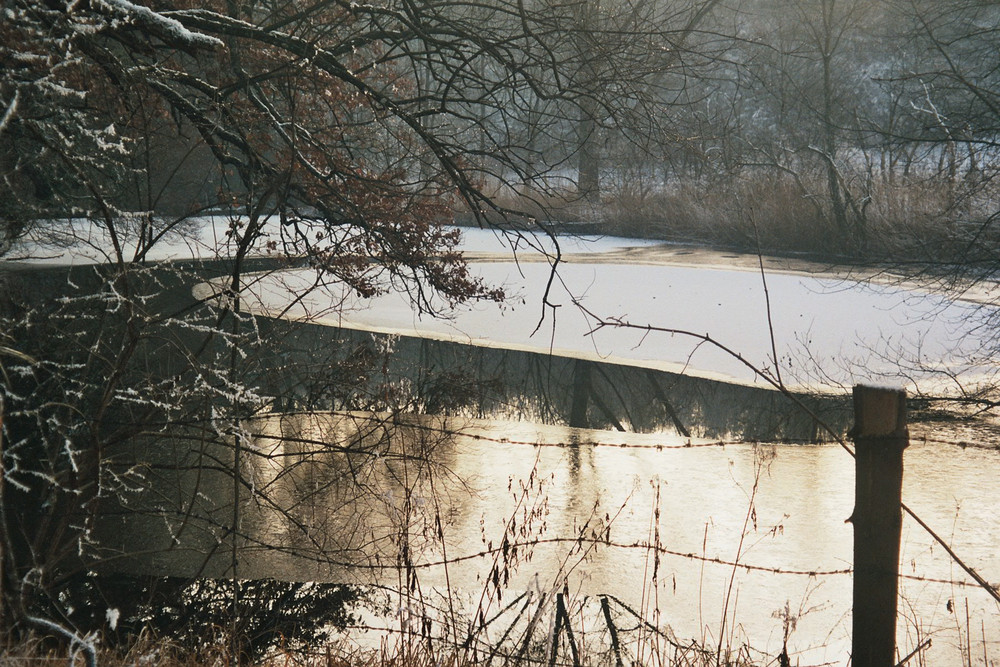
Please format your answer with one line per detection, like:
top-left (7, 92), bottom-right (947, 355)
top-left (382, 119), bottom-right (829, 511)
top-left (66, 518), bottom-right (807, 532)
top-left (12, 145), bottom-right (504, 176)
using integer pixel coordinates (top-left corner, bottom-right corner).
top-left (16, 219), bottom-right (1000, 664)
top-left (271, 413), bottom-right (999, 666)
top-left (179, 235), bottom-right (1000, 665)
top-left (135, 230), bottom-right (1000, 664)
top-left (112, 411), bottom-right (1000, 666)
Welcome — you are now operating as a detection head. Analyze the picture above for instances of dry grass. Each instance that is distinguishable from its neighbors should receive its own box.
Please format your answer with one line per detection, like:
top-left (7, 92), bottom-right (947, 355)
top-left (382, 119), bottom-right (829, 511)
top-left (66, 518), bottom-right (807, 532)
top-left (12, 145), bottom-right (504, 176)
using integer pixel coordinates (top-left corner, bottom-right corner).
top-left (0, 633), bottom-right (211, 667)
top-left (478, 167), bottom-right (1000, 266)
top-left (0, 633), bottom-right (761, 667)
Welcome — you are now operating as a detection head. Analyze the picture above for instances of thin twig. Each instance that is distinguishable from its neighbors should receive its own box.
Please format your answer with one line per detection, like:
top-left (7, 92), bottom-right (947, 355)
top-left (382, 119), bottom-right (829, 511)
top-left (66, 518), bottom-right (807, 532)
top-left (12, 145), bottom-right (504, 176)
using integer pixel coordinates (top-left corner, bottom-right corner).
top-left (895, 638), bottom-right (931, 667)
top-left (751, 213), bottom-right (783, 388)
top-left (901, 503), bottom-right (1000, 605)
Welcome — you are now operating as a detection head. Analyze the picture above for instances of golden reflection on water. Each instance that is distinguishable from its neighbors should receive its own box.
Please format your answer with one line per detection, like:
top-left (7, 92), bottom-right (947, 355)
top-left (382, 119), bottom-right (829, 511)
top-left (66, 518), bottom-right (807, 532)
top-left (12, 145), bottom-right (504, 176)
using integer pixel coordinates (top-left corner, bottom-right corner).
top-left (224, 411), bottom-right (1000, 665)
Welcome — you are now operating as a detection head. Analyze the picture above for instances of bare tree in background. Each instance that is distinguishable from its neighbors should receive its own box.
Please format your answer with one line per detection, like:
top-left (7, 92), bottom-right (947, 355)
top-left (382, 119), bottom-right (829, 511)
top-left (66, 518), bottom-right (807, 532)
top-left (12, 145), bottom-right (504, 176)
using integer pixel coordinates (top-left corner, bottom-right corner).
top-left (0, 0), bottom-right (712, 655)
top-left (885, 0), bottom-right (1000, 268)
top-left (567, 0), bottom-right (724, 207)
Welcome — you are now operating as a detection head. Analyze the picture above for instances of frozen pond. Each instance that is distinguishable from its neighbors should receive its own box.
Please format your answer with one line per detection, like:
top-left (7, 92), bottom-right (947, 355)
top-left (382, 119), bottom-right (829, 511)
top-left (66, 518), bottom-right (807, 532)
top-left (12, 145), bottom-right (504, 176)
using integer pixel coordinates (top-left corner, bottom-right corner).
top-left (212, 238), bottom-right (1000, 395)
top-left (17, 216), bottom-right (1000, 396)
top-left (3, 216), bottom-right (654, 264)
top-left (40, 220), bottom-right (994, 665)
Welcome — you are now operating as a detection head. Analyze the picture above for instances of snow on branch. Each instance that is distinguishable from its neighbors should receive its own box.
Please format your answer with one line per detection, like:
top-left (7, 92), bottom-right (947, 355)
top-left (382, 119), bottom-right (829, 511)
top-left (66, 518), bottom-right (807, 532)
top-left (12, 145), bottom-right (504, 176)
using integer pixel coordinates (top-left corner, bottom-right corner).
top-left (93, 0), bottom-right (224, 49)
top-left (24, 616), bottom-right (97, 667)
top-left (0, 89), bottom-right (20, 136)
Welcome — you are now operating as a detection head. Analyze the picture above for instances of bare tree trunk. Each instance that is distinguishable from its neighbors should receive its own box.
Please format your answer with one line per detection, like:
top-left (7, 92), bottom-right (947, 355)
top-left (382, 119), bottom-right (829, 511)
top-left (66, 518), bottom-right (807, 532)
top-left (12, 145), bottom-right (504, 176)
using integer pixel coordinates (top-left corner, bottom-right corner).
top-left (575, 0), bottom-right (601, 204)
top-left (577, 104), bottom-right (601, 203)
top-left (820, 4), bottom-right (849, 243)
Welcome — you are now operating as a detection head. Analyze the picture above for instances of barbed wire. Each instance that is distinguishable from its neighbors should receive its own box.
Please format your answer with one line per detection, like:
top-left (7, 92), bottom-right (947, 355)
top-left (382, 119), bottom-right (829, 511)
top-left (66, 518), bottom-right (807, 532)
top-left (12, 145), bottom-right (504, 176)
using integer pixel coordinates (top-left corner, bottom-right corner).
top-left (282, 409), bottom-right (826, 449)
top-left (249, 409), bottom-right (1000, 602)
top-left (313, 536), bottom-right (997, 592)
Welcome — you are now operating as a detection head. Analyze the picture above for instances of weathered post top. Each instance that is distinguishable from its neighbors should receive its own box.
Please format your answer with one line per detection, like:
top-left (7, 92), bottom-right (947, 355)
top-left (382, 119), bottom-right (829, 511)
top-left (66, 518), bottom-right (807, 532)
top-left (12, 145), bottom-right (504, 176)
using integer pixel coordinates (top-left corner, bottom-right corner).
top-left (852, 385), bottom-right (908, 439)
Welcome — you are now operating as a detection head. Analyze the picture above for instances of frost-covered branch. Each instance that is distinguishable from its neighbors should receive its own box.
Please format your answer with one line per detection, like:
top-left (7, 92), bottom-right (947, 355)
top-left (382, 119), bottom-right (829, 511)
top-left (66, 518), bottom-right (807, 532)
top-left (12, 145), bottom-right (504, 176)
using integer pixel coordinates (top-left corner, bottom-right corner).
top-left (24, 615), bottom-right (98, 667)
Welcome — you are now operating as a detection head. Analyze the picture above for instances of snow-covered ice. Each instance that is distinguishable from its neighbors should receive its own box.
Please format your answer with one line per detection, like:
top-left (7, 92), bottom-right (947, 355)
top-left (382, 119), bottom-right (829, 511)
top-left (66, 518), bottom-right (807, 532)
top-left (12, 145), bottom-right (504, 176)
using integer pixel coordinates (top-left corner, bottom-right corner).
top-left (7, 216), bottom-right (997, 393)
top-left (216, 256), bottom-right (1000, 394)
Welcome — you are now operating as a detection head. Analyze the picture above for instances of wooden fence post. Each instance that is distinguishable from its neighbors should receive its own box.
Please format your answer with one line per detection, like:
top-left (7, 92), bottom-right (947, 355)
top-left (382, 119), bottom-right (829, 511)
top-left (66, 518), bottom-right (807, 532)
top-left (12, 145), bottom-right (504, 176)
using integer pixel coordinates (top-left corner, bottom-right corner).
top-left (851, 385), bottom-right (908, 667)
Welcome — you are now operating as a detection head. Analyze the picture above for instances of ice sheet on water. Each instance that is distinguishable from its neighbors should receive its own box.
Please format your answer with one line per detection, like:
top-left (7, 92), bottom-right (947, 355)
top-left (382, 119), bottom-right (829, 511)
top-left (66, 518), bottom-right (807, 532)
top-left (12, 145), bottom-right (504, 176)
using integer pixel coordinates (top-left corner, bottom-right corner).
top-left (454, 226), bottom-right (660, 255)
top-left (230, 260), bottom-right (1000, 394)
top-left (9, 216), bottom-right (997, 393)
